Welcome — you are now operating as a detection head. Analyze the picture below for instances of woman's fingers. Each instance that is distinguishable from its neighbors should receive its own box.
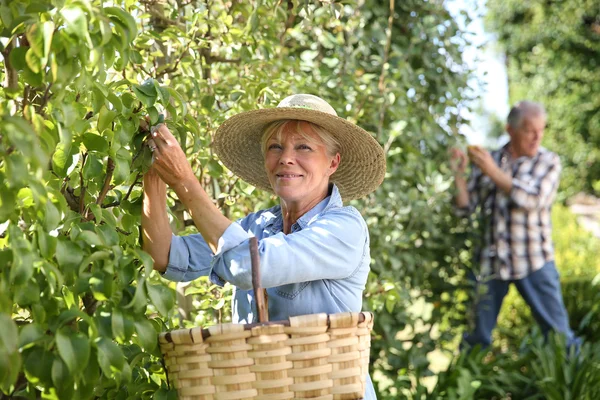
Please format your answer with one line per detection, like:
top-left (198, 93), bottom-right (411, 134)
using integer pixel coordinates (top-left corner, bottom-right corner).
top-left (151, 123), bottom-right (177, 147)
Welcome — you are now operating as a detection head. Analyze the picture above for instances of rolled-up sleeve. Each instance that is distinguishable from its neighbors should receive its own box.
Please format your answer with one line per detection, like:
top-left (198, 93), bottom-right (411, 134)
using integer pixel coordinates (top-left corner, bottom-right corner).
top-left (209, 208), bottom-right (368, 290)
top-left (510, 154), bottom-right (561, 210)
top-left (162, 233), bottom-right (214, 282)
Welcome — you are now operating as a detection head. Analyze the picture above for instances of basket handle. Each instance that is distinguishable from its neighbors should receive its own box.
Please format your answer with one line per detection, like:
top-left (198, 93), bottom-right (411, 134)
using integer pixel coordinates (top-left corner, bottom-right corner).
top-left (249, 237), bottom-right (269, 322)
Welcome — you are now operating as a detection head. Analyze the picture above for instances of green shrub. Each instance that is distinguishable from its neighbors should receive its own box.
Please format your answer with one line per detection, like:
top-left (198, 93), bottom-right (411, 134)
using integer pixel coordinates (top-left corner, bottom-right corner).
top-left (431, 332), bottom-right (600, 400)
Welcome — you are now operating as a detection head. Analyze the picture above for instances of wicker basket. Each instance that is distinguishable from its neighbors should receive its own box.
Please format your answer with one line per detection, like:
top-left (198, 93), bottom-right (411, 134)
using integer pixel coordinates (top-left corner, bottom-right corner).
top-left (159, 238), bottom-right (374, 399)
top-left (159, 311), bottom-right (374, 400)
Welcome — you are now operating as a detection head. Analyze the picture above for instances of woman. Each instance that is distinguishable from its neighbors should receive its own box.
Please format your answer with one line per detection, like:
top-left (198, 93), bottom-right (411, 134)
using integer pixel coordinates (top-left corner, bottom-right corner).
top-left (142, 94), bottom-right (385, 398)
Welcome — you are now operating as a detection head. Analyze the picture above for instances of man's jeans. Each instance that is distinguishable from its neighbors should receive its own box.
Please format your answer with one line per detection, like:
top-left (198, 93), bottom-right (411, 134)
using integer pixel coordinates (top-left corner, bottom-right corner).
top-left (463, 260), bottom-right (580, 348)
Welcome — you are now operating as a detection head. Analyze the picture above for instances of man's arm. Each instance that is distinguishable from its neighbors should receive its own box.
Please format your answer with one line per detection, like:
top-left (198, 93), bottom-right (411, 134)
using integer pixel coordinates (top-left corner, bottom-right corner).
top-left (450, 148), bottom-right (470, 209)
top-left (467, 146), bottom-right (512, 194)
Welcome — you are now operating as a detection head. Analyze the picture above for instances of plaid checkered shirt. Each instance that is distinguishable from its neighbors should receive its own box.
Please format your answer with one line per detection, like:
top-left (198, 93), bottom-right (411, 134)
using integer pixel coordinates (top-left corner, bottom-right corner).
top-left (460, 145), bottom-right (561, 280)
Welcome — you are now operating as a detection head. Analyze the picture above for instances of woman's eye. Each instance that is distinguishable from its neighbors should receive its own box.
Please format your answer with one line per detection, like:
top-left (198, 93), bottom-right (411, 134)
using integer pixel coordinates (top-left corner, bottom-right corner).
top-left (297, 144), bottom-right (312, 150)
top-left (268, 143), bottom-right (282, 150)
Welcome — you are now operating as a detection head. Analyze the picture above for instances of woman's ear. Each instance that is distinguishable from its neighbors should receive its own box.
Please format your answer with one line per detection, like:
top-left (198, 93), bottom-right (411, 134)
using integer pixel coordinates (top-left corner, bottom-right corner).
top-left (327, 153), bottom-right (341, 176)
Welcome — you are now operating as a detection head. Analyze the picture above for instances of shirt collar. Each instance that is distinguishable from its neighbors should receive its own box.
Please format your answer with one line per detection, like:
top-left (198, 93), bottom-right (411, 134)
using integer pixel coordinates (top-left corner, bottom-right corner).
top-left (264, 184), bottom-right (343, 231)
top-left (501, 142), bottom-right (545, 163)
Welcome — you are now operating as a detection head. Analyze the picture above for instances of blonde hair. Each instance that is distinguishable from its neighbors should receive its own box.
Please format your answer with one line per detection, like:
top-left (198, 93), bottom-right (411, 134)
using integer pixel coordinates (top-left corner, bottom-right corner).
top-left (261, 120), bottom-right (341, 157)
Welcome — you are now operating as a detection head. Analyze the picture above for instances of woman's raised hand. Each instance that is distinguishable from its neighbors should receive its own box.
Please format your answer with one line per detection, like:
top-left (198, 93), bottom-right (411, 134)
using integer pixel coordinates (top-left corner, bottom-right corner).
top-left (147, 123), bottom-right (197, 188)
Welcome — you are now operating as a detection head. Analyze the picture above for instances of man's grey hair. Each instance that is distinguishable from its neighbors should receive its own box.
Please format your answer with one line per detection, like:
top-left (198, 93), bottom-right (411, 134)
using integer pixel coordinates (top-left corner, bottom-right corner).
top-left (507, 101), bottom-right (547, 130)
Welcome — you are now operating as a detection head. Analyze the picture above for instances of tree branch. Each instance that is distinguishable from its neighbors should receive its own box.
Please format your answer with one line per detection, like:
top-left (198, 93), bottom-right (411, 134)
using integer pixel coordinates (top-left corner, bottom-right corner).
top-left (61, 179), bottom-right (80, 212)
top-left (82, 292), bottom-right (98, 316)
top-left (37, 83), bottom-right (53, 116)
top-left (1, 39), bottom-right (18, 91)
top-left (96, 158), bottom-right (115, 205)
top-left (101, 172), bottom-right (142, 208)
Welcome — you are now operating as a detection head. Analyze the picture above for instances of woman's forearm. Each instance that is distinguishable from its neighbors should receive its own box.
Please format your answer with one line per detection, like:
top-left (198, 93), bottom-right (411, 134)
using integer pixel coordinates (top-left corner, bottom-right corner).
top-left (142, 174), bottom-right (172, 271)
top-left (170, 176), bottom-right (232, 253)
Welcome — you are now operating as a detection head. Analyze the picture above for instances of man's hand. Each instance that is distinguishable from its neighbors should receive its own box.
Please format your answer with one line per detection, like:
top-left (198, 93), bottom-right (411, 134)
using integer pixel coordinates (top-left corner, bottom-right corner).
top-left (467, 145), bottom-right (497, 176)
top-left (468, 145), bottom-right (513, 194)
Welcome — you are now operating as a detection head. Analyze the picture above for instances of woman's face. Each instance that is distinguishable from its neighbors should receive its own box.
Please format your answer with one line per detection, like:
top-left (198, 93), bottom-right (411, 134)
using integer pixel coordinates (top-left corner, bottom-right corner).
top-left (264, 121), bottom-right (340, 205)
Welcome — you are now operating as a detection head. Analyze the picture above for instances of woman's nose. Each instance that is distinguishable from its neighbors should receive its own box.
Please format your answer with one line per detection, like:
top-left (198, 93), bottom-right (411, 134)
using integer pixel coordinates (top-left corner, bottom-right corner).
top-left (279, 148), bottom-right (295, 164)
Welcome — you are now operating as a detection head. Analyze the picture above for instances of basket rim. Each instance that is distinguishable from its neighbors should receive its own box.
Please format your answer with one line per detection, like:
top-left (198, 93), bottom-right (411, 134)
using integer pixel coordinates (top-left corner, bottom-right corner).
top-left (159, 311), bottom-right (373, 344)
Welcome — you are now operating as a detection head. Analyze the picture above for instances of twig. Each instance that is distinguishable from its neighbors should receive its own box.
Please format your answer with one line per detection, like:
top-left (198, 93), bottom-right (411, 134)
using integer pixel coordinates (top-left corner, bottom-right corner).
top-left (61, 185), bottom-right (80, 212)
top-left (38, 83), bottom-right (53, 116)
top-left (115, 227), bottom-right (131, 236)
top-left (101, 172), bottom-right (142, 208)
top-left (96, 158), bottom-right (115, 205)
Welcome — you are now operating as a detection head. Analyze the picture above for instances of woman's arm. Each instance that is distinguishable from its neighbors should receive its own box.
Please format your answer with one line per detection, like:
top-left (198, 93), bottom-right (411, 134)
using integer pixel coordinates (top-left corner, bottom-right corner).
top-left (148, 124), bottom-right (232, 253)
top-left (141, 169), bottom-right (172, 271)
top-left (209, 208), bottom-right (368, 290)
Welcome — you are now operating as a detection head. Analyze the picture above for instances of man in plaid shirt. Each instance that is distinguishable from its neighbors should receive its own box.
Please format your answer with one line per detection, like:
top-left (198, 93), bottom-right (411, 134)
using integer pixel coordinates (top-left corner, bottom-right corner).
top-left (451, 101), bottom-right (579, 348)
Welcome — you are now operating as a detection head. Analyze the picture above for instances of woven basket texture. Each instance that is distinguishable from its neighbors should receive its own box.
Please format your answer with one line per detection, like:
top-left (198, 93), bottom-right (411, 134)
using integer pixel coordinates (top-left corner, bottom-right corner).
top-left (159, 312), bottom-right (374, 400)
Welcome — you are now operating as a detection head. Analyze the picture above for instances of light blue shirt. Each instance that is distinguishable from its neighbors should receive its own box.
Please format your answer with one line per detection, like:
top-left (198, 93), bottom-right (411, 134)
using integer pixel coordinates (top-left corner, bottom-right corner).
top-left (163, 184), bottom-right (377, 399)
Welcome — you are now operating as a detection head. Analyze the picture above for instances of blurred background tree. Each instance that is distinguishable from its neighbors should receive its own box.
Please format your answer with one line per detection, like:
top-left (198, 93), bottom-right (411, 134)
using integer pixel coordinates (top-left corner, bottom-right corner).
top-left (486, 0), bottom-right (600, 199)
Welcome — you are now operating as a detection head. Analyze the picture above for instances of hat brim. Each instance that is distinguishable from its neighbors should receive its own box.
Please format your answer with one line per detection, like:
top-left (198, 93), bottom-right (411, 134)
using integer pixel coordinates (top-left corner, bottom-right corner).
top-left (213, 107), bottom-right (386, 201)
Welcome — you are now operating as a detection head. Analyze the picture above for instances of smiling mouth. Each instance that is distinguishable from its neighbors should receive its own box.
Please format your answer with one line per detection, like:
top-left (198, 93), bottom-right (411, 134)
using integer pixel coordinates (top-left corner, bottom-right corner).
top-left (276, 174), bottom-right (303, 178)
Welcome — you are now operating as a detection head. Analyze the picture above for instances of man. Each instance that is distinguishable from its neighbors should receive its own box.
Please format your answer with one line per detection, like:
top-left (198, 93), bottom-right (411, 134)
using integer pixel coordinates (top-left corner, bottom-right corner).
top-left (450, 101), bottom-right (579, 348)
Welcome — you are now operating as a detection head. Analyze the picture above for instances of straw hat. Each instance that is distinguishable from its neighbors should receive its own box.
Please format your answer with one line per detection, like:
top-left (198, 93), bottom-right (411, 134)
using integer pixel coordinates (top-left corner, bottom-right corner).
top-left (213, 94), bottom-right (386, 201)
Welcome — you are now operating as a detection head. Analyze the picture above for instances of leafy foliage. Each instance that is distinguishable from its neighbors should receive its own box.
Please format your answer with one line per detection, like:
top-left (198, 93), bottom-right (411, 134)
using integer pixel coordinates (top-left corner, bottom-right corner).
top-left (431, 333), bottom-right (600, 400)
top-left (0, 0), bottom-right (475, 398)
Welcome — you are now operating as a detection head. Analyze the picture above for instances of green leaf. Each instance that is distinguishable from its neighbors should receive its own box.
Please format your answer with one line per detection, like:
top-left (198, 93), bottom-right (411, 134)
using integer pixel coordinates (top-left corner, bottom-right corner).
top-left (96, 224), bottom-right (118, 246)
top-left (0, 314), bottom-right (18, 354)
top-left (24, 347), bottom-right (54, 387)
top-left (44, 201), bottom-right (61, 231)
top-left (42, 21), bottom-right (55, 61)
top-left (8, 46), bottom-right (27, 71)
top-left (111, 309), bottom-right (125, 342)
top-left (51, 357), bottom-right (74, 395)
top-left (89, 203), bottom-right (102, 224)
top-left (9, 226), bottom-right (34, 286)
top-left (96, 337), bottom-right (124, 374)
top-left (97, 106), bottom-right (117, 134)
top-left (134, 248), bottom-right (154, 276)
top-left (0, 313), bottom-right (20, 392)
top-left (77, 230), bottom-right (103, 247)
top-left (25, 47), bottom-right (41, 74)
top-left (5, 153), bottom-right (28, 186)
top-left (56, 239), bottom-right (84, 271)
top-left (19, 323), bottom-right (44, 349)
top-left (113, 148), bottom-right (131, 185)
top-left (56, 329), bottom-right (90, 374)
top-left (146, 282), bottom-right (174, 317)
top-left (104, 7), bottom-right (138, 42)
top-left (82, 132), bottom-right (109, 153)
top-left (207, 159), bottom-right (224, 177)
top-left (26, 22), bottom-right (44, 58)
top-left (52, 143), bottom-right (76, 177)
top-left (124, 277), bottom-right (147, 313)
top-left (60, 6), bottom-right (92, 47)
top-left (134, 318), bottom-right (157, 352)
top-left (82, 153), bottom-right (103, 180)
